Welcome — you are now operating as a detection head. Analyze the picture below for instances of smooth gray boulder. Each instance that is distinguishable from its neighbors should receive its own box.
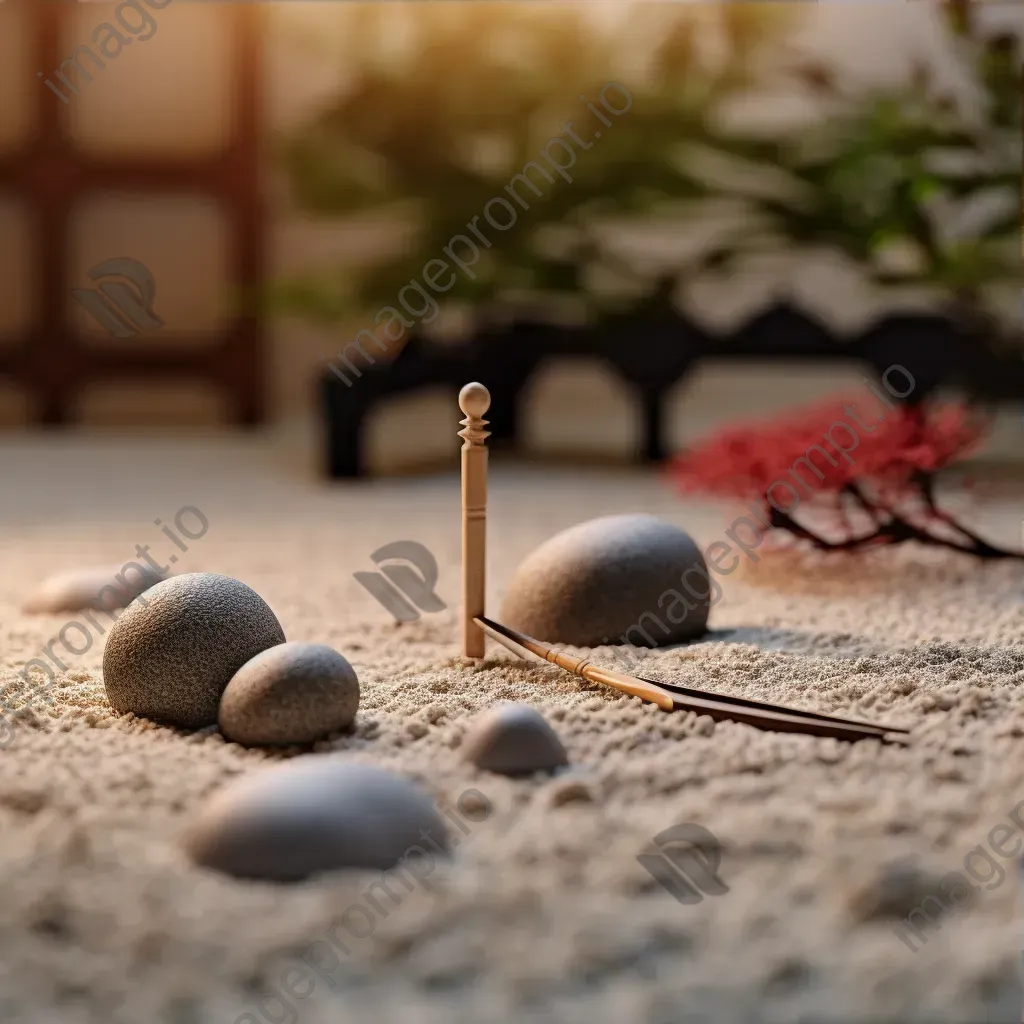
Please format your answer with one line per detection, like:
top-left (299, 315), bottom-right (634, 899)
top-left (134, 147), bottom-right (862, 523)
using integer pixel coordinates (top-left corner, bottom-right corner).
top-left (462, 703), bottom-right (568, 775)
top-left (182, 759), bottom-right (449, 882)
top-left (219, 642), bottom-right (360, 746)
top-left (500, 514), bottom-right (711, 648)
top-left (23, 564), bottom-right (165, 614)
top-left (102, 573), bottom-right (286, 730)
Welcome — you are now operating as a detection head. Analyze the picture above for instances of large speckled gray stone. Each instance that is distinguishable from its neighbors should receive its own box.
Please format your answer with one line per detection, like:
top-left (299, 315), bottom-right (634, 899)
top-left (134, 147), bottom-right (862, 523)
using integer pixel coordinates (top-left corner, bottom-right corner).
top-left (500, 514), bottom-right (710, 648)
top-left (182, 759), bottom-right (449, 882)
top-left (102, 573), bottom-right (286, 730)
top-left (218, 642), bottom-right (360, 746)
top-left (23, 564), bottom-right (166, 614)
top-left (462, 703), bottom-right (568, 775)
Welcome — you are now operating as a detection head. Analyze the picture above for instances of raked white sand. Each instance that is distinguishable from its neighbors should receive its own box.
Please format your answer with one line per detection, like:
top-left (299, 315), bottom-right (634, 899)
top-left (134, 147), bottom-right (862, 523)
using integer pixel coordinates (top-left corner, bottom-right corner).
top-left (0, 436), bottom-right (1023, 1024)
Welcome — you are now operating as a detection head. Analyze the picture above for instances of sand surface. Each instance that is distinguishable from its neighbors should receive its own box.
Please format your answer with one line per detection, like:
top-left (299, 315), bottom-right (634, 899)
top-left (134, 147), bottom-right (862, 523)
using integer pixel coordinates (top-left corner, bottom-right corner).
top-left (1, 435), bottom-right (1023, 1024)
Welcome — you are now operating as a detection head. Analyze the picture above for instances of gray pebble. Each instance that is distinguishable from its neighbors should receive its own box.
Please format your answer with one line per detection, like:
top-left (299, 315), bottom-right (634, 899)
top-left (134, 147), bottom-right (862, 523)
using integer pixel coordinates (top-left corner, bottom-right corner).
top-left (218, 642), bottom-right (360, 746)
top-left (23, 564), bottom-right (165, 615)
top-left (500, 513), bottom-right (710, 648)
top-left (102, 573), bottom-right (286, 730)
top-left (462, 703), bottom-right (568, 775)
top-left (182, 759), bottom-right (449, 882)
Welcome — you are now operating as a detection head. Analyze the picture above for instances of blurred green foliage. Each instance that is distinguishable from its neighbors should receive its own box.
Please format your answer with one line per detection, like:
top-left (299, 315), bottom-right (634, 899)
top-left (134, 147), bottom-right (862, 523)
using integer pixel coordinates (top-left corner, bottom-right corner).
top-left (686, 3), bottom-right (1021, 337)
top-left (272, 2), bottom-right (1020, 340)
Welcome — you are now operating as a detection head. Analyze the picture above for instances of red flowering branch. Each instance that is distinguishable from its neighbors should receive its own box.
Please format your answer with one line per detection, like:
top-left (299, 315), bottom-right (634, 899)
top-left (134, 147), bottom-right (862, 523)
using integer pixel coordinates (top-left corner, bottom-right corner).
top-left (669, 393), bottom-right (1023, 559)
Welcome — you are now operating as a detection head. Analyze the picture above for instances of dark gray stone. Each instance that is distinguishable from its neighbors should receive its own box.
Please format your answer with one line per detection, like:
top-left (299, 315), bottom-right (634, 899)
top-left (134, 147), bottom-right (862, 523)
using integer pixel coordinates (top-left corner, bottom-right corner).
top-left (23, 564), bottom-right (165, 615)
top-left (500, 514), bottom-right (711, 648)
top-left (219, 642), bottom-right (360, 746)
top-left (462, 703), bottom-right (568, 775)
top-left (182, 759), bottom-right (449, 882)
top-left (102, 573), bottom-right (286, 730)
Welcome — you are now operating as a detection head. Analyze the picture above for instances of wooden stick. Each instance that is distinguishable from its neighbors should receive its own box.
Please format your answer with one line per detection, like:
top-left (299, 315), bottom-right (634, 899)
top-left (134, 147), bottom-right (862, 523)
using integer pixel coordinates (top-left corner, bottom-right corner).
top-left (459, 383), bottom-right (491, 658)
top-left (475, 616), bottom-right (908, 743)
top-left (642, 674), bottom-right (907, 734)
top-left (475, 616), bottom-right (675, 710)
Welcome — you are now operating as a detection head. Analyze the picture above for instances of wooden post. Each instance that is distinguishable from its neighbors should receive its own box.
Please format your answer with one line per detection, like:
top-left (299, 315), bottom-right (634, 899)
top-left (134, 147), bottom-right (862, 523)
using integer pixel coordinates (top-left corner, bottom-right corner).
top-left (458, 382), bottom-right (490, 658)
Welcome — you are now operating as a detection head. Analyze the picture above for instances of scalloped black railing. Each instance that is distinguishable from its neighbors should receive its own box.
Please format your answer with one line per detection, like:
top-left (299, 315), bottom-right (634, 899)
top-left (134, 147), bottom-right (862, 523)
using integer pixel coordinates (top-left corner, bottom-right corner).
top-left (319, 304), bottom-right (1024, 478)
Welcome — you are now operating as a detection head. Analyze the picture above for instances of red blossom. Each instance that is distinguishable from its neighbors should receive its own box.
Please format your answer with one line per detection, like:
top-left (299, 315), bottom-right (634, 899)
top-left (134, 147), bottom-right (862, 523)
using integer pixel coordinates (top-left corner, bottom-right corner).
top-left (669, 395), bottom-right (987, 502)
top-left (666, 393), bottom-right (1015, 558)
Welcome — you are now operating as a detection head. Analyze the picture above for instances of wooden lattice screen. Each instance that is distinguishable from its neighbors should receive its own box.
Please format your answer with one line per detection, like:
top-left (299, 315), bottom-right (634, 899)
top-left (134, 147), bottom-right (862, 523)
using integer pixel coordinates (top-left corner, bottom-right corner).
top-left (0, 0), bottom-right (265, 425)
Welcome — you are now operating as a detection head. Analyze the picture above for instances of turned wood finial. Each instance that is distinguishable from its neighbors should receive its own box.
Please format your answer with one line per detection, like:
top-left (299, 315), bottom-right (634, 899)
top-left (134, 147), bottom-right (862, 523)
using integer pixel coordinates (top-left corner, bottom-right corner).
top-left (459, 382), bottom-right (490, 658)
top-left (458, 382), bottom-right (491, 448)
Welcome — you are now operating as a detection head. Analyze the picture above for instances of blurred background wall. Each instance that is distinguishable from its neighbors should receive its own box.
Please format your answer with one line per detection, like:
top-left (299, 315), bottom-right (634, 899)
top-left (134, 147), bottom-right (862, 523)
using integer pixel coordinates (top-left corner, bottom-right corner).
top-left (0, 1), bottom-right (1019, 473)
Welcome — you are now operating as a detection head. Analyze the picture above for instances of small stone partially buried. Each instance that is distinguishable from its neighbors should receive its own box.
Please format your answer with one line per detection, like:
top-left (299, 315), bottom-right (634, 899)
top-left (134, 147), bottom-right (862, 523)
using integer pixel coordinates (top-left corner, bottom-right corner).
top-left (23, 564), bottom-right (165, 614)
top-left (182, 759), bottom-right (449, 882)
top-left (218, 642), bottom-right (360, 746)
top-left (462, 703), bottom-right (569, 775)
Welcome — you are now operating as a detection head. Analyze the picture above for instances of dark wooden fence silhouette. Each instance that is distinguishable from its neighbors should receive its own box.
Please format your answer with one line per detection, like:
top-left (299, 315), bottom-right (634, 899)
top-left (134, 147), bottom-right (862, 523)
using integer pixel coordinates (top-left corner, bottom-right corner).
top-left (0, 1), bottom-right (265, 425)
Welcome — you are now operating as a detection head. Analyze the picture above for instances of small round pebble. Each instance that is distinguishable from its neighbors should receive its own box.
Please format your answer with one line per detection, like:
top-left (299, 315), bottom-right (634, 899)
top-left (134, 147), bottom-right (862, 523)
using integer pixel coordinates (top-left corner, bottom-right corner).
top-left (102, 573), bottom-right (286, 730)
top-left (461, 703), bottom-right (569, 775)
top-left (182, 759), bottom-right (449, 882)
top-left (23, 564), bottom-right (165, 614)
top-left (500, 513), bottom-right (711, 647)
top-left (218, 642), bottom-right (360, 746)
